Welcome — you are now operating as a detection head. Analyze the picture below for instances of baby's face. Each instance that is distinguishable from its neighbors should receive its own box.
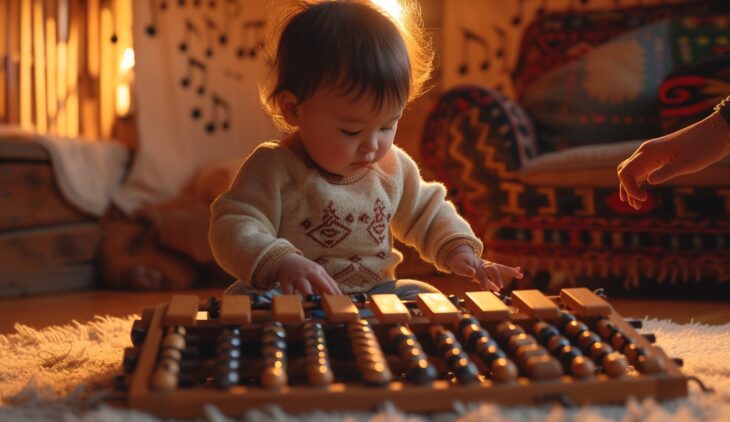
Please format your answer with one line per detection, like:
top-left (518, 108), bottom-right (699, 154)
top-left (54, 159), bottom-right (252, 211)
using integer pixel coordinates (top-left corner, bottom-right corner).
top-left (295, 86), bottom-right (403, 177)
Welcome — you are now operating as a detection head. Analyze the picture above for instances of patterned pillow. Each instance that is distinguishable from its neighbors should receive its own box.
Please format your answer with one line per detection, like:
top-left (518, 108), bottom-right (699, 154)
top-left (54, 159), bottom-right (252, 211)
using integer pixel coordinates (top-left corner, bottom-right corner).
top-left (521, 13), bottom-right (730, 151)
top-left (658, 54), bottom-right (730, 134)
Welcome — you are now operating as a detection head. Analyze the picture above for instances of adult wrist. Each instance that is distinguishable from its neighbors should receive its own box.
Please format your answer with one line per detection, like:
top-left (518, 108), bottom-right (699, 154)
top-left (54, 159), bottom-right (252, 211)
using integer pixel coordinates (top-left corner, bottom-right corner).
top-left (712, 95), bottom-right (730, 147)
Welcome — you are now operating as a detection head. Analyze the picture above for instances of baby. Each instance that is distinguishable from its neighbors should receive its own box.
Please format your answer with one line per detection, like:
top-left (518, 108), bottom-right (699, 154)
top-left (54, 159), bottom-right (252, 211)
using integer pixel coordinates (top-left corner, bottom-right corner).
top-left (209, 0), bottom-right (522, 299)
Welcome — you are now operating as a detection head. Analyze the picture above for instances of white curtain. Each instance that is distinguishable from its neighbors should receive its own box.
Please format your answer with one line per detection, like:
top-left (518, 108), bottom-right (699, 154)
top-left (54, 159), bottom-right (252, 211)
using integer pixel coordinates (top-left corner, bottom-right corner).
top-left (113, 0), bottom-right (280, 214)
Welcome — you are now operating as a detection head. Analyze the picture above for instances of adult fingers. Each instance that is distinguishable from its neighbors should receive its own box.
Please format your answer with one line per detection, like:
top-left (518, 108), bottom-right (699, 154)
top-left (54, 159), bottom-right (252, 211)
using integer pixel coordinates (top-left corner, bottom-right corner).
top-left (647, 160), bottom-right (687, 185)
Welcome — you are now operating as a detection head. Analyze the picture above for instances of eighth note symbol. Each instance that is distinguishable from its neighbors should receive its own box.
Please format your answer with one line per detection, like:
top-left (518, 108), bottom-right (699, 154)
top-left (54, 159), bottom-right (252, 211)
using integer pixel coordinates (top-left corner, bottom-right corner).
top-left (458, 29), bottom-right (490, 75)
top-left (237, 20), bottom-right (265, 59)
top-left (181, 58), bottom-right (208, 96)
top-left (205, 95), bottom-right (231, 133)
top-left (178, 20), bottom-right (199, 52)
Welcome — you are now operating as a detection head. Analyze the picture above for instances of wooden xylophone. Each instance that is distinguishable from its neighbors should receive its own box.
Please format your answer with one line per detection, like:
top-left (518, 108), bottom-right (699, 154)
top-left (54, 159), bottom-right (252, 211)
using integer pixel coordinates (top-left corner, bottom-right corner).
top-left (117, 288), bottom-right (693, 418)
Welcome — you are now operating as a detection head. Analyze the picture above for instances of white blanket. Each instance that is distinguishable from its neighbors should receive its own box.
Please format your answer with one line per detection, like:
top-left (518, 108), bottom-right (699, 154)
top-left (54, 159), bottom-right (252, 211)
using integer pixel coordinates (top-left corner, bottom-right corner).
top-left (0, 125), bottom-right (129, 217)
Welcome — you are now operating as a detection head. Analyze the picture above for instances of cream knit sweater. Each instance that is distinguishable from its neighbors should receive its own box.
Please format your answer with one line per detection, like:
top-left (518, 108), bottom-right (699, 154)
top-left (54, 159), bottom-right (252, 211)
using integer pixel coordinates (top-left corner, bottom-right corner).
top-left (209, 141), bottom-right (483, 293)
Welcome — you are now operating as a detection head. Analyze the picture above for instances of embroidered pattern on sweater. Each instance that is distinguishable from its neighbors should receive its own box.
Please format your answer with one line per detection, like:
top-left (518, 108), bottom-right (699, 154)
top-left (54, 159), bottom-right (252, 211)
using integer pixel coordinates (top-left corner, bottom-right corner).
top-left (306, 201), bottom-right (352, 248)
top-left (367, 198), bottom-right (389, 245)
top-left (332, 262), bottom-right (381, 289)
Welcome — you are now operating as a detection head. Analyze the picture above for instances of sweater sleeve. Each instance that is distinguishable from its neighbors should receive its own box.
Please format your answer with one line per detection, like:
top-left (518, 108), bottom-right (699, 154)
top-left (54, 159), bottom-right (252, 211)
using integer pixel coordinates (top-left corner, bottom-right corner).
top-left (208, 146), bottom-right (300, 290)
top-left (389, 148), bottom-right (483, 273)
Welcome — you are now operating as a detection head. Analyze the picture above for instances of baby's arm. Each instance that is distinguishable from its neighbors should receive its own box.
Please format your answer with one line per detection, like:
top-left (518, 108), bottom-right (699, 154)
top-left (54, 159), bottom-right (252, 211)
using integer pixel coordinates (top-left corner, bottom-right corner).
top-left (209, 148), bottom-right (341, 295)
top-left (389, 149), bottom-right (521, 290)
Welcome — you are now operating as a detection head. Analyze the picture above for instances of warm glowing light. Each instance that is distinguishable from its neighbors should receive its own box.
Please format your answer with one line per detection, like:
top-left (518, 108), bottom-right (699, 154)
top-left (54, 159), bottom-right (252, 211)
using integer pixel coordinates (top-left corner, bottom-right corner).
top-left (120, 47), bottom-right (135, 72)
top-left (116, 83), bottom-right (131, 116)
top-left (371, 0), bottom-right (402, 22)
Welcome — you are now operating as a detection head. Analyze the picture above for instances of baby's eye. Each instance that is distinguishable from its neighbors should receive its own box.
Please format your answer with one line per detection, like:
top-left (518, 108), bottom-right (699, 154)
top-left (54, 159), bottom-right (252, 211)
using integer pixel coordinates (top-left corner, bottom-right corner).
top-left (380, 126), bottom-right (395, 132)
top-left (340, 129), bottom-right (361, 136)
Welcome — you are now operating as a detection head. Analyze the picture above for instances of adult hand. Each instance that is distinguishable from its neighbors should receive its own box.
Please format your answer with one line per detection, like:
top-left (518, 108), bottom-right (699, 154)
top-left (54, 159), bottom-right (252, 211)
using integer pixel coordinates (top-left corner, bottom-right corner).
top-left (618, 113), bottom-right (730, 209)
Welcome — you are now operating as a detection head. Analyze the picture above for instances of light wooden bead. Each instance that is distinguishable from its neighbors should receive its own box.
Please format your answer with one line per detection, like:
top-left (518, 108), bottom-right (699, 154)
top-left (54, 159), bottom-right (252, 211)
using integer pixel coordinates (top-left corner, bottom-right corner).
top-left (159, 347), bottom-right (182, 362)
top-left (602, 352), bottom-right (628, 377)
top-left (525, 355), bottom-right (563, 380)
top-left (161, 333), bottom-right (185, 350)
top-left (307, 365), bottom-right (334, 386)
top-left (490, 357), bottom-right (518, 382)
top-left (570, 355), bottom-right (595, 379)
top-left (151, 367), bottom-right (178, 391)
top-left (637, 353), bottom-right (665, 374)
top-left (261, 366), bottom-right (288, 388)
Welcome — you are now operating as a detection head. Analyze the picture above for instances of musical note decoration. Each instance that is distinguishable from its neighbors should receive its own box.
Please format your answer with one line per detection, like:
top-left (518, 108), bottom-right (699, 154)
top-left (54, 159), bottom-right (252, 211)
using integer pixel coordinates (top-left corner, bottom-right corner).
top-left (458, 28), bottom-right (490, 75)
top-left (237, 20), bottom-right (265, 59)
top-left (204, 17), bottom-right (218, 57)
top-left (180, 58), bottom-right (208, 96)
top-left (205, 95), bottom-right (231, 133)
top-left (145, 0), bottom-right (269, 135)
top-left (178, 20), bottom-right (199, 52)
top-left (219, 0), bottom-right (242, 46)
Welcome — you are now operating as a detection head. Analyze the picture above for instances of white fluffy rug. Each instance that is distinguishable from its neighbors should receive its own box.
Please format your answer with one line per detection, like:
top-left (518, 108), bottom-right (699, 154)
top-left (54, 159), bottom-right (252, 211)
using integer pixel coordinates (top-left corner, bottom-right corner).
top-left (1, 316), bottom-right (728, 422)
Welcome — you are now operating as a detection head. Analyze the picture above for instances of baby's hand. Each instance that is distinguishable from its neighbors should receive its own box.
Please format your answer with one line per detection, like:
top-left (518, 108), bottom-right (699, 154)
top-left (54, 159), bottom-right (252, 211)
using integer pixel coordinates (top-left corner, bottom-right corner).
top-left (445, 245), bottom-right (523, 291)
top-left (275, 254), bottom-right (343, 296)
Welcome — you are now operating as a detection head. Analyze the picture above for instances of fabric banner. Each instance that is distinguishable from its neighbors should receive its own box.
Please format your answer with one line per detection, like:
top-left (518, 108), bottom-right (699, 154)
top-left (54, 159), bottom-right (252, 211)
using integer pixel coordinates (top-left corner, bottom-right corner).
top-left (113, 0), bottom-right (281, 214)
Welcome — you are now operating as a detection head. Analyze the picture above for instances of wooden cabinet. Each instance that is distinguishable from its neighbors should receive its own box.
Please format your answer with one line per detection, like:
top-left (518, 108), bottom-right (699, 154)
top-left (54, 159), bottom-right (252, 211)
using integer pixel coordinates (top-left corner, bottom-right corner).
top-left (0, 137), bottom-right (100, 296)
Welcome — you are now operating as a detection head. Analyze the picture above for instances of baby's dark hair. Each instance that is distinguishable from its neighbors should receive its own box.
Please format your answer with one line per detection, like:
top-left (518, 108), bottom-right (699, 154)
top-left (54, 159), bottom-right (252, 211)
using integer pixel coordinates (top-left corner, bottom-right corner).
top-left (261, 0), bottom-right (432, 131)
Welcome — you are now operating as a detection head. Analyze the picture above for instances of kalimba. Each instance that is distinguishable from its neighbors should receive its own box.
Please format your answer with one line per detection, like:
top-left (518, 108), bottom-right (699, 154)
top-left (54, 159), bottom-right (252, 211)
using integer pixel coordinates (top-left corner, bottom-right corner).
top-left (117, 288), bottom-right (697, 418)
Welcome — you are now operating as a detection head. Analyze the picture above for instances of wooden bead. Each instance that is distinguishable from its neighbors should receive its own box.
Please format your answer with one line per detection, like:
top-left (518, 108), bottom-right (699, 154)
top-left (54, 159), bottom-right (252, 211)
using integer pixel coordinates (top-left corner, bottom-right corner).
top-left (588, 341), bottom-right (612, 362)
top-left (161, 333), bottom-right (185, 350)
top-left (524, 354), bottom-right (563, 380)
top-left (508, 333), bottom-right (536, 354)
top-left (515, 343), bottom-right (547, 363)
top-left (637, 353), bottom-right (665, 374)
top-left (159, 347), bottom-right (182, 362)
top-left (602, 352), bottom-right (628, 377)
top-left (570, 355), bottom-right (595, 379)
top-left (261, 365), bottom-right (288, 388)
top-left (166, 326), bottom-right (186, 336)
top-left (151, 367), bottom-right (178, 391)
top-left (491, 357), bottom-right (518, 382)
top-left (595, 319), bottom-right (616, 340)
top-left (361, 362), bottom-right (392, 386)
top-left (623, 342), bottom-right (640, 363)
top-left (307, 364), bottom-right (334, 386)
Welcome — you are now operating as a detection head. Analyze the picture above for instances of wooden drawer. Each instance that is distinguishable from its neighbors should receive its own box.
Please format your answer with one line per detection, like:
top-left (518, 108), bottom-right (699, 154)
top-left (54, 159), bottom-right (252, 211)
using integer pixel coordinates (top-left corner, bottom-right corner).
top-left (0, 137), bottom-right (99, 297)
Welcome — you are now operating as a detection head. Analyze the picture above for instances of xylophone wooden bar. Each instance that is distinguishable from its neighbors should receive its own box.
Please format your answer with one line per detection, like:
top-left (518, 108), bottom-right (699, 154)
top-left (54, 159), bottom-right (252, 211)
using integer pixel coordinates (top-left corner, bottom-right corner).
top-left (369, 294), bottom-right (411, 323)
top-left (511, 289), bottom-right (560, 319)
top-left (219, 295), bottom-right (252, 325)
top-left (118, 288), bottom-right (696, 418)
top-left (165, 295), bottom-right (199, 326)
top-left (322, 295), bottom-right (359, 323)
top-left (464, 291), bottom-right (510, 321)
top-left (560, 287), bottom-right (611, 317)
top-left (272, 295), bottom-right (305, 323)
top-left (416, 292), bottom-right (460, 323)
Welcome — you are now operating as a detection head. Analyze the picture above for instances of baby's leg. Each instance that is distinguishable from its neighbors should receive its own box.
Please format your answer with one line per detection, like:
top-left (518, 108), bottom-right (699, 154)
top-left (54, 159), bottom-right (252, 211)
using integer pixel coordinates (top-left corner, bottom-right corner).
top-left (367, 279), bottom-right (441, 300)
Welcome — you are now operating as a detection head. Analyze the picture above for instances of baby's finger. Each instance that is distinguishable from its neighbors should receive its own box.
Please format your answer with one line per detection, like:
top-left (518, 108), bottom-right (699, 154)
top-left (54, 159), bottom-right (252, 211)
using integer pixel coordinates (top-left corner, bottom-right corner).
top-left (483, 265), bottom-right (504, 290)
top-left (281, 281), bottom-right (294, 295)
top-left (452, 261), bottom-right (477, 278)
top-left (311, 272), bottom-right (342, 295)
top-left (294, 278), bottom-right (314, 296)
top-left (619, 184), bottom-right (627, 202)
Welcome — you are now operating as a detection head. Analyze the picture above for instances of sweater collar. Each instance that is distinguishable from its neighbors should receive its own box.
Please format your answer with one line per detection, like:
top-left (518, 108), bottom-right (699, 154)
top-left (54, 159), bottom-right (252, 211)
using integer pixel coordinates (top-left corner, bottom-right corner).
top-left (279, 135), bottom-right (372, 185)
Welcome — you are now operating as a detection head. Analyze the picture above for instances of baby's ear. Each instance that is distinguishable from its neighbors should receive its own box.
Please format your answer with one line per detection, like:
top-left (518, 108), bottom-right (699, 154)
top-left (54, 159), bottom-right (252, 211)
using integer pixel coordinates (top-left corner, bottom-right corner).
top-left (277, 91), bottom-right (300, 126)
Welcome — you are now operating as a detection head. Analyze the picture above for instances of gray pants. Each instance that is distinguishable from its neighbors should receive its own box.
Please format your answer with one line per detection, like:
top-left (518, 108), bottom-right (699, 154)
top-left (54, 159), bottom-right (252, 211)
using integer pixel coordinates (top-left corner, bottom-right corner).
top-left (224, 278), bottom-right (441, 301)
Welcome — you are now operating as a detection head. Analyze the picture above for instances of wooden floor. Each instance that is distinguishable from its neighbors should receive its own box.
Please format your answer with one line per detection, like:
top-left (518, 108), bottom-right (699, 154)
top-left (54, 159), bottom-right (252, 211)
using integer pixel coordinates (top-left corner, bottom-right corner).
top-left (2, 276), bottom-right (729, 335)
